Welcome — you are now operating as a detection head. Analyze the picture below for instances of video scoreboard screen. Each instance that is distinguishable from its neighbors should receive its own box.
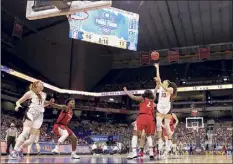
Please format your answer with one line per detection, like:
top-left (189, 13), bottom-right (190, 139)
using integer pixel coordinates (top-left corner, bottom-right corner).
top-left (68, 7), bottom-right (139, 51)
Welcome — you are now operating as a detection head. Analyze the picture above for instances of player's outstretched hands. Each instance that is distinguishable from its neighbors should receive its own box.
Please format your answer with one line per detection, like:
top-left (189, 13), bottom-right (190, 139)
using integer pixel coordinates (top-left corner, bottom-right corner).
top-left (15, 102), bottom-right (22, 112)
top-left (154, 77), bottom-right (161, 84)
top-left (153, 77), bottom-right (158, 81)
top-left (157, 77), bottom-right (162, 84)
top-left (123, 87), bottom-right (128, 93)
top-left (49, 98), bottom-right (55, 104)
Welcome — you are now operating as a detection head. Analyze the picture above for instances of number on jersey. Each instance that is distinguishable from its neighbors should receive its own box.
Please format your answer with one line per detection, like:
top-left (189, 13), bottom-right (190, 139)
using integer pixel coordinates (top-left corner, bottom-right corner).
top-left (147, 101), bottom-right (151, 108)
top-left (161, 92), bottom-right (166, 98)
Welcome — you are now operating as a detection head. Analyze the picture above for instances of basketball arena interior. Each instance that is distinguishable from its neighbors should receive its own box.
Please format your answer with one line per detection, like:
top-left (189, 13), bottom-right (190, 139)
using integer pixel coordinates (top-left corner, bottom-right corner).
top-left (1, 0), bottom-right (233, 163)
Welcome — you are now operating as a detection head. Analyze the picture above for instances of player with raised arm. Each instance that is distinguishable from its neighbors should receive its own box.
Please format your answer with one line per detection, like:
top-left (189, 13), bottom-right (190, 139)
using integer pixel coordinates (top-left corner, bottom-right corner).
top-left (50, 98), bottom-right (80, 159)
top-left (154, 63), bottom-right (178, 152)
top-left (125, 83), bottom-right (159, 159)
top-left (10, 81), bottom-right (54, 159)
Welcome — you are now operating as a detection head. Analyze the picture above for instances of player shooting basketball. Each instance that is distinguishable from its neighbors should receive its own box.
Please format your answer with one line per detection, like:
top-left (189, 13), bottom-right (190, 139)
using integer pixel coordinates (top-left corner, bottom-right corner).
top-left (154, 63), bottom-right (178, 152)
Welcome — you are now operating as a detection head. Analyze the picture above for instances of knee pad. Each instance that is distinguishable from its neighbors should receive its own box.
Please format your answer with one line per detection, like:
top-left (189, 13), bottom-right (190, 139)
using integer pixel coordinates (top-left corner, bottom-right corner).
top-left (58, 129), bottom-right (69, 143)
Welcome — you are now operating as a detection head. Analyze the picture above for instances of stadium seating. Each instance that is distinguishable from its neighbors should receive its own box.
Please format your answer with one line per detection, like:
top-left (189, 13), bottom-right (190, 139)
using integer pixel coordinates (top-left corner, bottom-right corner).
top-left (93, 60), bottom-right (232, 91)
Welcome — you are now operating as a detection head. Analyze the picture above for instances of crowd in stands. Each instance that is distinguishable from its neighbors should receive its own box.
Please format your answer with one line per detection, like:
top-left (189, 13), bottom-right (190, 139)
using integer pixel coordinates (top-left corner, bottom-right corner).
top-left (1, 114), bottom-right (55, 142)
top-left (76, 99), bottom-right (127, 110)
top-left (174, 122), bottom-right (232, 147)
top-left (1, 113), bottom-right (232, 150)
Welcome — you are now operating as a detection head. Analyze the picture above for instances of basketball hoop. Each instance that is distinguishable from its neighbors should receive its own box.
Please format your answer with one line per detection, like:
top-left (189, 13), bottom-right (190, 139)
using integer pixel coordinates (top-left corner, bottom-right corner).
top-left (67, 11), bottom-right (89, 21)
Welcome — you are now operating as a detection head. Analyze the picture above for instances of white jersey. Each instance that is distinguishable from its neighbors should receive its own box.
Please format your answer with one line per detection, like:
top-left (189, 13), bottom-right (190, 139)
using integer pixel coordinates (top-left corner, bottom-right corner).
top-left (158, 87), bottom-right (171, 104)
top-left (27, 91), bottom-right (46, 113)
top-left (157, 87), bottom-right (171, 114)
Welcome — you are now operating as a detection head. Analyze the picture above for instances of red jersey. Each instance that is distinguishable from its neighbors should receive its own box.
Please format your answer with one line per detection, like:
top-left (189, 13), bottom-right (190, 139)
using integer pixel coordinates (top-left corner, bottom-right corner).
top-left (170, 115), bottom-right (175, 126)
top-left (56, 107), bottom-right (73, 126)
top-left (139, 98), bottom-right (154, 116)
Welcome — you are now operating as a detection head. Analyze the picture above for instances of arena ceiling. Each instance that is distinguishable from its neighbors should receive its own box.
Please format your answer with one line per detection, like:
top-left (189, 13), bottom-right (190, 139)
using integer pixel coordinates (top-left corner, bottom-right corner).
top-left (2, 0), bottom-right (233, 52)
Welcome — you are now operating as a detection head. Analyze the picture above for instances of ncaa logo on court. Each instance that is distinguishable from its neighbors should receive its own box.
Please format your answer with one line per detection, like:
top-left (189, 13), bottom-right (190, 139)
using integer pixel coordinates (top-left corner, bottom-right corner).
top-left (95, 12), bottom-right (118, 34)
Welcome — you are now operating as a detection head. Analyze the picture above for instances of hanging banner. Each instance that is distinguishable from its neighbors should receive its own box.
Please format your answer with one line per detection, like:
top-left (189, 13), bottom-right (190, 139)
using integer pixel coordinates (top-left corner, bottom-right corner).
top-left (12, 18), bottom-right (24, 40)
top-left (140, 51), bottom-right (150, 65)
top-left (199, 47), bottom-right (210, 60)
top-left (168, 48), bottom-right (179, 63)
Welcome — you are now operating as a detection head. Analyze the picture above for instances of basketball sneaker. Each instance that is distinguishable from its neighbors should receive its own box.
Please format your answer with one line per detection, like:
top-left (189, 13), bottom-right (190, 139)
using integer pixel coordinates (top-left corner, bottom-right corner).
top-left (138, 149), bottom-right (144, 158)
top-left (51, 147), bottom-right (60, 154)
top-left (9, 150), bottom-right (18, 159)
top-left (18, 148), bottom-right (24, 158)
top-left (127, 152), bottom-right (138, 159)
top-left (166, 144), bottom-right (172, 153)
top-left (153, 147), bottom-right (157, 157)
top-left (71, 152), bottom-right (80, 159)
top-left (149, 152), bottom-right (154, 159)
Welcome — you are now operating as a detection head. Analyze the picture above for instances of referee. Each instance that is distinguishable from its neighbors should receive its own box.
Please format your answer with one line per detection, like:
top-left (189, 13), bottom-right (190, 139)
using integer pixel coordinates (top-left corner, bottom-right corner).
top-left (5, 123), bottom-right (18, 154)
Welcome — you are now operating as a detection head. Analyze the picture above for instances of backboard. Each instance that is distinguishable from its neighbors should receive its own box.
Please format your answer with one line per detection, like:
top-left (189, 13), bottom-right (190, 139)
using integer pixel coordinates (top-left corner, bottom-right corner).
top-left (186, 117), bottom-right (204, 129)
top-left (26, 0), bottom-right (112, 20)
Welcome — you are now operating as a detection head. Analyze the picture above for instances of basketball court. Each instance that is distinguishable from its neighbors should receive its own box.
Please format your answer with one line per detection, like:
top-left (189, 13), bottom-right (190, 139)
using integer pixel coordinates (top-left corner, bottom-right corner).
top-left (1, 155), bottom-right (232, 163)
top-left (1, 1), bottom-right (232, 164)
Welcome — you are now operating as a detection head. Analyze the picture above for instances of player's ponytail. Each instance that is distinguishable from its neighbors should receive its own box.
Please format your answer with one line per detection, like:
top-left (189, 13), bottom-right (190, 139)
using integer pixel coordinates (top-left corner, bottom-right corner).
top-left (168, 81), bottom-right (177, 101)
top-left (29, 81), bottom-right (42, 102)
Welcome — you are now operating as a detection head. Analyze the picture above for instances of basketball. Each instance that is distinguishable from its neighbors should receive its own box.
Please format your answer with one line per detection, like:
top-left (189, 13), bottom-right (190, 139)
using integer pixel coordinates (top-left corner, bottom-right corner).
top-left (151, 51), bottom-right (159, 60)
top-left (191, 109), bottom-right (198, 117)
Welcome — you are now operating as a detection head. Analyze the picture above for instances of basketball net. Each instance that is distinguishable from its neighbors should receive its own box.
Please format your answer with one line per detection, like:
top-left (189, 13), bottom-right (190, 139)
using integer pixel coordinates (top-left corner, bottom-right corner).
top-left (193, 126), bottom-right (198, 133)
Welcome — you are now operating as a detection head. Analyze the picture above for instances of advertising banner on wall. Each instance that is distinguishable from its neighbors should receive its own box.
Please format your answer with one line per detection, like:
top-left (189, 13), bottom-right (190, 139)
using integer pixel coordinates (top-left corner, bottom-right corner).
top-left (90, 135), bottom-right (120, 142)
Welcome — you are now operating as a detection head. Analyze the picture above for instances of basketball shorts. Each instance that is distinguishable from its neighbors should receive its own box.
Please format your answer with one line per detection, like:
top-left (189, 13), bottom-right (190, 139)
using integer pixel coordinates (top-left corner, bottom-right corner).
top-left (157, 103), bottom-right (171, 115)
top-left (24, 109), bottom-right (44, 129)
top-left (136, 114), bottom-right (155, 135)
top-left (53, 124), bottom-right (73, 136)
top-left (163, 125), bottom-right (175, 136)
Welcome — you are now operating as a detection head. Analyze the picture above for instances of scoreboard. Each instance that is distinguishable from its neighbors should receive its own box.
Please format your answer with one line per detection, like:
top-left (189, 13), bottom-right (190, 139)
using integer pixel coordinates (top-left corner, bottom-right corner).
top-left (68, 7), bottom-right (139, 51)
